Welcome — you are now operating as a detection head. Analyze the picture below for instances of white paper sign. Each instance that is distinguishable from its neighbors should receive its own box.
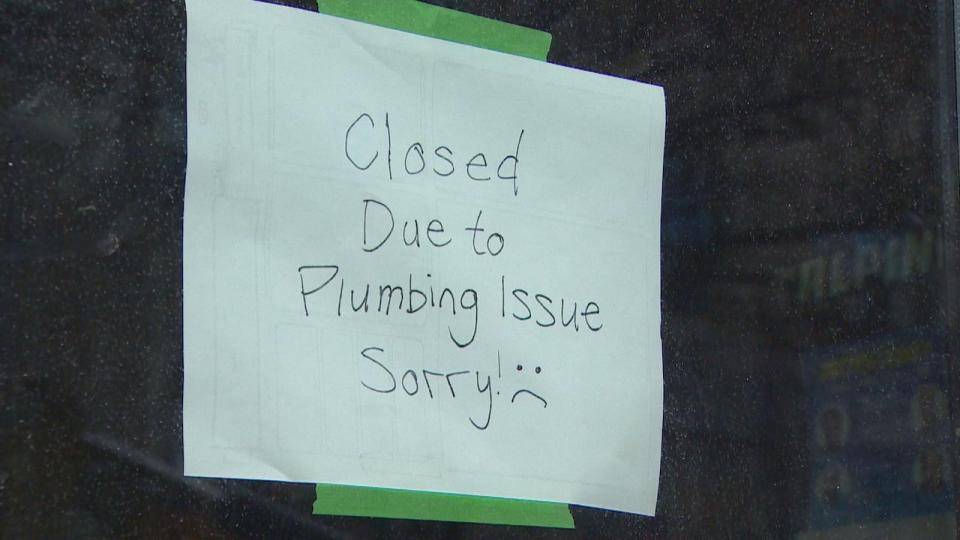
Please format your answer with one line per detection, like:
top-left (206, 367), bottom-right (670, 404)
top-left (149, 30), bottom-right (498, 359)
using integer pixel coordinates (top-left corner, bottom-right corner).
top-left (184, 0), bottom-right (664, 515)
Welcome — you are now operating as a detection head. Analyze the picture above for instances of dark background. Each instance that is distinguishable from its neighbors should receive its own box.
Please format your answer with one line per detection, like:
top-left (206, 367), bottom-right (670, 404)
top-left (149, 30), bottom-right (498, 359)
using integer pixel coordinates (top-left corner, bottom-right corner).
top-left (2, 0), bottom-right (958, 537)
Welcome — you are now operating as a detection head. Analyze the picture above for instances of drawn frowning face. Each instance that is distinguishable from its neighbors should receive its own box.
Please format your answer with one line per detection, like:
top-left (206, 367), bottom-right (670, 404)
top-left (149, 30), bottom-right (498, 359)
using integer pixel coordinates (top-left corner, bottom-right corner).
top-left (511, 364), bottom-right (547, 408)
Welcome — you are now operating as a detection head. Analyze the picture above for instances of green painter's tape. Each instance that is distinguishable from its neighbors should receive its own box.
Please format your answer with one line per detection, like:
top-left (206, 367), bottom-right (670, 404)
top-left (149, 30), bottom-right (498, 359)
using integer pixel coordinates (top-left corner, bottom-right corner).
top-left (316, 0), bottom-right (552, 61)
top-left (310, 1), bottom-right (566, 528)
top-left (313, 484), bottom-right (575, 528)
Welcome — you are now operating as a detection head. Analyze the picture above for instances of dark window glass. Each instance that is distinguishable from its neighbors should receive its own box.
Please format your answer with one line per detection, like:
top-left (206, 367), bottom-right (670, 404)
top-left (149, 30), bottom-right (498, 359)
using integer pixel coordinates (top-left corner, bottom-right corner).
top-left (2, 0), bottom-right (958, 537)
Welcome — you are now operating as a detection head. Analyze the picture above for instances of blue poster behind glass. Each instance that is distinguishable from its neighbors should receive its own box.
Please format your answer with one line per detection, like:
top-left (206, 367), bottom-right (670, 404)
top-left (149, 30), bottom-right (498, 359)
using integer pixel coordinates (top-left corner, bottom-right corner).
top-left (804, 330), bottom-right (952, 529)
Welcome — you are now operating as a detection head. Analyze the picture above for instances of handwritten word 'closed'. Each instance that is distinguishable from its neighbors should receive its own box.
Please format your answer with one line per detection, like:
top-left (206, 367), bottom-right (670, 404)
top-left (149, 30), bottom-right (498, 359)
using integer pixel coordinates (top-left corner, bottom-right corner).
top-left (344, 112), bottom-right (525, 196)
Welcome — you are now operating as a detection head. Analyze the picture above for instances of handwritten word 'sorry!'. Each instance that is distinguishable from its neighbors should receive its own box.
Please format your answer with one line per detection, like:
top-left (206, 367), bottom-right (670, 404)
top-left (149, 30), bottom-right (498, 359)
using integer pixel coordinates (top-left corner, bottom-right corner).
top-left (183, 0), bottom-right (664, 516)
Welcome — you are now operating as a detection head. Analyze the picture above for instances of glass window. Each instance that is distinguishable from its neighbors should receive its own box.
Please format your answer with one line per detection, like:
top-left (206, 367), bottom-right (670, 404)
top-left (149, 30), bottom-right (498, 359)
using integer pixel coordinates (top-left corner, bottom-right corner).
top-left (2, 0), bottom-right (957, 536)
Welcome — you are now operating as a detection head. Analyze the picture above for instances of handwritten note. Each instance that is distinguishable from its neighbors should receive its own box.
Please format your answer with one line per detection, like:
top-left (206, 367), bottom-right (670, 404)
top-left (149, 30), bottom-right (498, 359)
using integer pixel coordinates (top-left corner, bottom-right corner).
top-left (183, 0), bottom-right (664, 516)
